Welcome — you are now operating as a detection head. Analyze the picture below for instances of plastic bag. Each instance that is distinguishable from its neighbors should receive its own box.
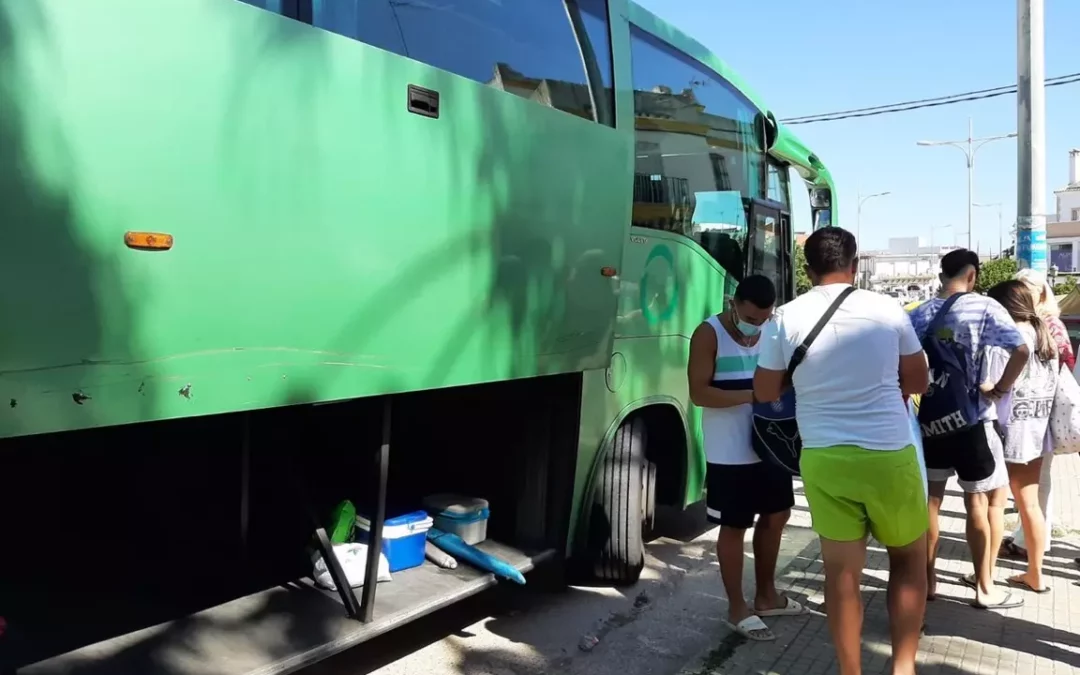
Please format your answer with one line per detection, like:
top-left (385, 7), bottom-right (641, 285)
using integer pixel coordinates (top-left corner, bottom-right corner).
top-left (907, 398), bottom-right (928, 502)
top-left (312, 542), bottom-right (392, 591)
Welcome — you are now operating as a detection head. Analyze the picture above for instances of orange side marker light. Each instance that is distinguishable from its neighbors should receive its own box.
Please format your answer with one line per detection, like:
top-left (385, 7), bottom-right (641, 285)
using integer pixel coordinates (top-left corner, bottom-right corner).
top-left (124, 231), bottom-right (174, 251)
top-left (601, 267), bottom-right (618, 277)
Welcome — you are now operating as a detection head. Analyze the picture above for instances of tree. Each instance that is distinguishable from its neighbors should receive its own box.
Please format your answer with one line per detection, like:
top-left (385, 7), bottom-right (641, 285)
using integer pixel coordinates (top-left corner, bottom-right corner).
top-left (1054, 275), bottom-right (1077, 297)
top-left (975, 257), bottom-right (1017, 293)
top-left (794, 245), bottom-right (812, 296)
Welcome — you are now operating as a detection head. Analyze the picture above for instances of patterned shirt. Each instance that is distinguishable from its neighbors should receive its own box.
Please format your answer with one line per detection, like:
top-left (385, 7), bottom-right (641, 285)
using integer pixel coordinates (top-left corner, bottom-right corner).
top-left (907, 293), bottom-right (1025, 420)
top-left (1046, 314), bottom-right (1075, 370)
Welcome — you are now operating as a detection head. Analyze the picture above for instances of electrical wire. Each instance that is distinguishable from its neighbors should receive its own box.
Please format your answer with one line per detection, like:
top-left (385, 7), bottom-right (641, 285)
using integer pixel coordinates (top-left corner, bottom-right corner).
top-left (779, 72), bottom-right (1080, 125)
top-left (780, 76), bottom-right (1076, 122)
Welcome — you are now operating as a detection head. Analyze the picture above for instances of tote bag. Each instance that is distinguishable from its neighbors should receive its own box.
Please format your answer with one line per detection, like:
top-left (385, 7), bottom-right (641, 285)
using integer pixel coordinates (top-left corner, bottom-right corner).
top-left (1050, 362), bottom-right (1080, 455)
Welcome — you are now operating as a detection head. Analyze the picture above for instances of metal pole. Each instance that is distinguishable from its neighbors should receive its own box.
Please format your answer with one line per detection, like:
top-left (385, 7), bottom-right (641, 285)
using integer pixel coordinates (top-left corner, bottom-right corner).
top-left (856, 191), bottom-right (862, 289)
top-left (999, 206), bottom-right (1004, 256)
top-left (1018, 0), bottom-right (1047, 271)
top-left (967, 117), bottom-right (974, 250)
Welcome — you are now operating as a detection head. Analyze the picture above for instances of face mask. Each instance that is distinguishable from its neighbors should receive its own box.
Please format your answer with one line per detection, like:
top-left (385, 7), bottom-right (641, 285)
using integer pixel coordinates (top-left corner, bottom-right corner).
top-left (733, 306), bottom-right (761, 337)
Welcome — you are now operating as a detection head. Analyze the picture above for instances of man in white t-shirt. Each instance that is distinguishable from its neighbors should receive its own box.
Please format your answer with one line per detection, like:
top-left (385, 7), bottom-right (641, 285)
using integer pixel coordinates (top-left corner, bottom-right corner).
top-left (687, 275), bottom-right (800, 642)
top-left (753, 227), bottom-right (930, 675)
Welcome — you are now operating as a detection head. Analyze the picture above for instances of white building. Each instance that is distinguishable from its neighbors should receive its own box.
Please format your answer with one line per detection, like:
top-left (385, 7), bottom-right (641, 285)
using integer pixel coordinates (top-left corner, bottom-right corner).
top-left (1047, 149), bottom-right (1080, 273)
top-left (857, 239), bottom-right (960, 298)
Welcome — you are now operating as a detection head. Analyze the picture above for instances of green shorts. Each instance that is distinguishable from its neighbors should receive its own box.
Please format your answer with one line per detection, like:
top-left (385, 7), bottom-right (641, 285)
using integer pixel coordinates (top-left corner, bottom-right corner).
top-left (801, 444), bottom-right (928, 547)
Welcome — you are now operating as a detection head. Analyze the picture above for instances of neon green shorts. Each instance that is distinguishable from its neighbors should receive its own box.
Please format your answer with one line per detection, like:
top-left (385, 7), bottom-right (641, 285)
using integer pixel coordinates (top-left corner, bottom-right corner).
top-left (801, 444), bottom-right (928, 547)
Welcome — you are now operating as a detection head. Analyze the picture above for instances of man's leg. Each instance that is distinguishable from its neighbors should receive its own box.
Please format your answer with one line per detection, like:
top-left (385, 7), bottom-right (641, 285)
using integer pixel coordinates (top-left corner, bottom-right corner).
top-left (706, 463), bottom-right (772, 639)
top-left (752, 509), bottom-right (790, 612)
top-left (986, 486), bottom-right (1008, 582)
top-left (752, 468), bottom-right (796, 613)
top-left (885, 535), bottom-right (927, 675)
top-left (820, 537), bottom-right (868, 675)
top-left (925, 478), bottom-right (947, 600)
top-left (864, 444), bottom-right (929, 675)
top-left (801, 447), bottom-right (872, 675)
top-left (716, 525), bottom-right (756, 626)
top-left (960, 423), bottom-right (1015, 606)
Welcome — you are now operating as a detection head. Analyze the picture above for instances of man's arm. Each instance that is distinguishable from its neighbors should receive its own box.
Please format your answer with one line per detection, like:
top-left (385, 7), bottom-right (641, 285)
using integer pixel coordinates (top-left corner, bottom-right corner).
top-left (982, 302), bottom-right (1031, 395)
top-left (753, 318), bottom-right (786, 403)
top-left (687, 323), bottom-right (753, 409)
top-left (896, 305), bottom-right (929, 395)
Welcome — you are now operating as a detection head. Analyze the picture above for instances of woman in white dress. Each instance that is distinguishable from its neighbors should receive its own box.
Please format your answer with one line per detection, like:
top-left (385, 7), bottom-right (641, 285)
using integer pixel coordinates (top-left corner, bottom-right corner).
top-left (986, 280), bottom-right (1057, 593)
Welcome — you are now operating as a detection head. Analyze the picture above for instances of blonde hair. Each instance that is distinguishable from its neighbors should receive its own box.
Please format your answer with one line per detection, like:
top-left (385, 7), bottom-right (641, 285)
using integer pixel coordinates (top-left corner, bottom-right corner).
top-left (1014, 268), bottom-right (1060, 318)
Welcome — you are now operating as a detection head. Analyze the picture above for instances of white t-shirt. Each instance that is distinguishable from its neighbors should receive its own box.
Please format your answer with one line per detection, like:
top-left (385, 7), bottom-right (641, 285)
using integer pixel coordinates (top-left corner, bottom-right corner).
top-left (758, 283), bottom-right (923, 451)
top-left (701, 315), bottom-right (759, 465)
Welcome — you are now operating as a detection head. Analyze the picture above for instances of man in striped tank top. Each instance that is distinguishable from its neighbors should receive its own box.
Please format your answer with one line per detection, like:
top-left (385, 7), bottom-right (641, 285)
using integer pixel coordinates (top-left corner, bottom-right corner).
top-left (688, 275), bottom-right (799, 642)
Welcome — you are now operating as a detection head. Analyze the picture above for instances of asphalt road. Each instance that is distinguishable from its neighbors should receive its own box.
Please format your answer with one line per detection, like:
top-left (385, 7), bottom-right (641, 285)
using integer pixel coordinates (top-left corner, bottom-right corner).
top-left (302, 504), bottom-right (819, 675)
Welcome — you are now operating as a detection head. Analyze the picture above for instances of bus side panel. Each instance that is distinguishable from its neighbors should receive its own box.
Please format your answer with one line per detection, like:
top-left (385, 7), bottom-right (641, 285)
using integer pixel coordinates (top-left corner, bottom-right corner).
top-left (0, 0), bottom-right (632, 439)
top-left (569, 229), bottom-right (727, 548)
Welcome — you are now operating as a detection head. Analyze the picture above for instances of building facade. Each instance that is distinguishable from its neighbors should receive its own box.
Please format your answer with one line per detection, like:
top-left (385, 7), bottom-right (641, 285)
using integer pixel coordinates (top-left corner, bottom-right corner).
top-left (1047, 149), bottom-right (1080, 273)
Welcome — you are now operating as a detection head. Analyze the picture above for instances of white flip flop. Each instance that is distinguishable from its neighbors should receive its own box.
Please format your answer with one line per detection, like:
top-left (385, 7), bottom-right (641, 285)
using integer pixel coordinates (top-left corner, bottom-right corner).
top-left (724, 615), bottom-right (775, 641)
top-left (756, 596), bottom-right (805, 617)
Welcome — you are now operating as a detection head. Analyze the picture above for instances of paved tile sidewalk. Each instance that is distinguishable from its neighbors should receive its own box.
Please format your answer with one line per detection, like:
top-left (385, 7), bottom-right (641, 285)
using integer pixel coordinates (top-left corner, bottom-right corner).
top-left (681, 454), bottom-right (1080, 675)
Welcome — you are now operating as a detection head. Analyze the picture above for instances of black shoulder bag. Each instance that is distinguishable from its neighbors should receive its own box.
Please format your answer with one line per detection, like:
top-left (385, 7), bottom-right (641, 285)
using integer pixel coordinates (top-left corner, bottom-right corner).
top-left (751, 286), bottom-right (856, 475)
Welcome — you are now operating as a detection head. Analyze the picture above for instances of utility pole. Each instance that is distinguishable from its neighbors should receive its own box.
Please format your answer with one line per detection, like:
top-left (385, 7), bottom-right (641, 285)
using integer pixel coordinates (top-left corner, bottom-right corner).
top-left (1017, 0), bottom-right (1048, 271)
top-left (917, 121), bottom-right (1016, 251)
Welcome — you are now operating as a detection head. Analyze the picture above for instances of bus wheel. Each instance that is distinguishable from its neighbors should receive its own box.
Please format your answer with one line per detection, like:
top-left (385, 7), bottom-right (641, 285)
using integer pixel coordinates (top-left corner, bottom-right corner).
top-left (591, 416), bottom-right (655, 585)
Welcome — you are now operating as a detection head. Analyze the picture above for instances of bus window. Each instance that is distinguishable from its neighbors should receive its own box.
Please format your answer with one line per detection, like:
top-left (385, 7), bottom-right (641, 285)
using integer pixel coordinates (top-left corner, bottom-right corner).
top-left (767, 161), bottom-right (790, 207)
top-left (750, 209), bottom-right (782, 288)
top-left (628, 26), bottom-right (767, 280)
top-left (238, 0), bottom-right (614, 125)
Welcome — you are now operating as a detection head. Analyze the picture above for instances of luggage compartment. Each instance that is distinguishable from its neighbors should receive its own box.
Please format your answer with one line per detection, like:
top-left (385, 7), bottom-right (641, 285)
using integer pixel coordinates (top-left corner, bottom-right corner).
top-left (0, 373), bottom-right (582, 675)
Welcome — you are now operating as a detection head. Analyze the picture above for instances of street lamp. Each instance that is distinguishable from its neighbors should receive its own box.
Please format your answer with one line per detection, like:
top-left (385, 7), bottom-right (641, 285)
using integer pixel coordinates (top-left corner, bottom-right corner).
top-left (973, 202), bottom-right (1004, 256)
top-left (856, 189), bottom-right (891, 248)
top-left (856, 190), bottom-right (890, 289)
top-left (931, 223), bottom-right (952, 248)
top-left (916, 117), bottom-right (1017, 250)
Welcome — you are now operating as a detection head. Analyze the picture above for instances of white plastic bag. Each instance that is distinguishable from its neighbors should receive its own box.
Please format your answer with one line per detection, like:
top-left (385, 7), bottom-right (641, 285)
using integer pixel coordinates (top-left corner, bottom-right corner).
top-left (312, 543), bottom-right (392, 591)
top-left (1051, 362), bottom-right (1080, 455)
top-left (907, 398), bottom-right (928, 502)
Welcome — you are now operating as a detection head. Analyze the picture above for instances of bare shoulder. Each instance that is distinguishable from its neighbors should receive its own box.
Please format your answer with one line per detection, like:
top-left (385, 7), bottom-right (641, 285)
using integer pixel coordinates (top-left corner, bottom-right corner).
top-left (690, 320), bottom-right (718, 346)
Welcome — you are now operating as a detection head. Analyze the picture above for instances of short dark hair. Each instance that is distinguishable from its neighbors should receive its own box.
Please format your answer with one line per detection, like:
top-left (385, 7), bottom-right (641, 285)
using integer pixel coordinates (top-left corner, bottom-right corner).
top-left (940, 248), bottom-right (980, 279)
top-left (734, 274), bottom-right (776, 309)
top-left (804, 227), bottom-right (857, 276)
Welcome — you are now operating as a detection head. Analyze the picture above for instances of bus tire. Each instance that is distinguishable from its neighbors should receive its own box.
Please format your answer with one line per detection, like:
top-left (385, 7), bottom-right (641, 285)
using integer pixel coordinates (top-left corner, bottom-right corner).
top-left (591, 416), bottom-right (654, 585)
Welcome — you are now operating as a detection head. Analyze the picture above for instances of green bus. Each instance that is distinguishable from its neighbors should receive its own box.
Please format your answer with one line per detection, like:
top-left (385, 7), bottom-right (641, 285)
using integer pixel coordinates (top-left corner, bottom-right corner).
top-left (0, 0), bottom-right (834, 673)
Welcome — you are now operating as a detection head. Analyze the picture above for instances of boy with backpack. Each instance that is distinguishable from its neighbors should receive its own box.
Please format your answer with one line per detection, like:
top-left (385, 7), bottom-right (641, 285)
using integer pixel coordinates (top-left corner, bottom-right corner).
top-left (907, 248), bottom-right (1030, 609)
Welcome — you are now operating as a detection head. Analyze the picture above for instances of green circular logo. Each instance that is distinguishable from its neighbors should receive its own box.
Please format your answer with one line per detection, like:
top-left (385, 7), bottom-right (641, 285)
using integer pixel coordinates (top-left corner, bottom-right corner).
top-left (640, 245), bottom-right (679, 325)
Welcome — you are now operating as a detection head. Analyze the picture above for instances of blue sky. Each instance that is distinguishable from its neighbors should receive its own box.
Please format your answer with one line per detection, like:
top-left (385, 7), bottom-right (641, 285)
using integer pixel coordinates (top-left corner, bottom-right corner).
top-left (636, 0), bottom-right (1080, 253)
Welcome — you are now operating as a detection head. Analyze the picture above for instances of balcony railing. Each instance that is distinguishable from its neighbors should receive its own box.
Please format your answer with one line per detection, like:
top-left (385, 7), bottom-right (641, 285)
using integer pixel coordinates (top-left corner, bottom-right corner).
top-left (633, 174), bottom-right (691, 207)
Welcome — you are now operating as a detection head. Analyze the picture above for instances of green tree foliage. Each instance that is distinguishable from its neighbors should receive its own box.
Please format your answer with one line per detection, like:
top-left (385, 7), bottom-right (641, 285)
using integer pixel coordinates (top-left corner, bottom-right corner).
top-left (975, 257), bottom-right (1018, 293)
top-left (1054, 274), bottom-right (1077, 297)
top-left (795, 245), bottom-right (812, 296)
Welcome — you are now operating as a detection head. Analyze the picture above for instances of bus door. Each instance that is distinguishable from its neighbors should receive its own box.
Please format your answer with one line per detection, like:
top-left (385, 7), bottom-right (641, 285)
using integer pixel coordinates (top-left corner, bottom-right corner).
top-left (747, 200), bottom-right (793, 304)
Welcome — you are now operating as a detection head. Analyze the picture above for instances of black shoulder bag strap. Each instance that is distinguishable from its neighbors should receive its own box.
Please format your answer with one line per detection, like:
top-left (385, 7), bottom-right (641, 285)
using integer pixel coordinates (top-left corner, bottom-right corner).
top-left (785, 286), bottom-right (857, 382)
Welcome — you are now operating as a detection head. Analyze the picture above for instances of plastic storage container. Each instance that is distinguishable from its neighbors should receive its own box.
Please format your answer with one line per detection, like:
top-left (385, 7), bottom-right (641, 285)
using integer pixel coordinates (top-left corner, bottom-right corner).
top-left (355, 510), bottom-right (433, 572)
top-left (422, 494), bottom-right (490, 545)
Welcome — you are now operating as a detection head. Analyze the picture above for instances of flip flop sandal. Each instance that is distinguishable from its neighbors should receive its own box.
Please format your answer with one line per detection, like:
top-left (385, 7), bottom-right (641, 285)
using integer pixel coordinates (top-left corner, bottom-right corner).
top-left (973, 591), bottom-right (1024, 610)
top-left (1007, 576), bottom-right (1051, 594)
top-left (724, 615), bottom-right (775, 642)
top-left (755, 596), bottom-right (805, 617)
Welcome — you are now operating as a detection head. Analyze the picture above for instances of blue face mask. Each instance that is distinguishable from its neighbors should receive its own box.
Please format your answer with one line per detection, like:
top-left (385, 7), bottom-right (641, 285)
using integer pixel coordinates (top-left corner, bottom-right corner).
top-left (733, 306), bottom-right (761, 337)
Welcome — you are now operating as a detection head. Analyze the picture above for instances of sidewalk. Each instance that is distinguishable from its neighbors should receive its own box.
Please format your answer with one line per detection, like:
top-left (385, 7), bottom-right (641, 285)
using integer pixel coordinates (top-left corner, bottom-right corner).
top-left (681, 454), bottom-right (1080, 675)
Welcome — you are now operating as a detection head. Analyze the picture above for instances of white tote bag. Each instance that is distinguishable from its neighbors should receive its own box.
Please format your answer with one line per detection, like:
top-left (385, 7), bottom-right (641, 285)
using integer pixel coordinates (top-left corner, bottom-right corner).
top-left (1050, 363), bottom-right (1080, 455)
top-left (907, 398), bottom-right (928, 501)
